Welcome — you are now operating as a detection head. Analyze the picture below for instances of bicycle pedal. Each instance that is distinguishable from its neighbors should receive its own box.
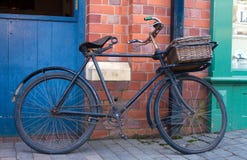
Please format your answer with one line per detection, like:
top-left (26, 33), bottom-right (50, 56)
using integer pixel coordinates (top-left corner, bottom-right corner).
top-left (119, 133), bottom-right (128, 140)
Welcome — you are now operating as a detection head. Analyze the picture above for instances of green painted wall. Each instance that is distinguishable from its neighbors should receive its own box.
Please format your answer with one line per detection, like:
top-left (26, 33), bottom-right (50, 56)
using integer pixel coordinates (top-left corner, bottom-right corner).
top-left (210, 0), bottom-right (247, 130)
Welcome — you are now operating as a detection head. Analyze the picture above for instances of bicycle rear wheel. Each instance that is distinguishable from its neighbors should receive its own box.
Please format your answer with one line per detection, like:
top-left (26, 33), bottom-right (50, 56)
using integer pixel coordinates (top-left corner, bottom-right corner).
top-left (15, 72), bottom-right (100, 154)
top-left (154, 75), bottom-right (227, 154)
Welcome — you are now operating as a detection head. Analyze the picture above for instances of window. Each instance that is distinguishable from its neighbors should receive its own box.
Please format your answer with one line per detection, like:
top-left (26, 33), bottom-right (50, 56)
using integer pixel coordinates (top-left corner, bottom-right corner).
top-left (0, 0), bottom-right (74, 17)
top-left (232, 0), bottom-right (247, 70)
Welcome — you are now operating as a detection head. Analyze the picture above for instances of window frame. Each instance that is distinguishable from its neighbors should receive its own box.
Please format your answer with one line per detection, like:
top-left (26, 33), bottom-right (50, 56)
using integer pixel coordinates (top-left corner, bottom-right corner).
top-left (211, 0), bottom-right (247, 77)
top-left (0, 0), bottom-right (78, 22)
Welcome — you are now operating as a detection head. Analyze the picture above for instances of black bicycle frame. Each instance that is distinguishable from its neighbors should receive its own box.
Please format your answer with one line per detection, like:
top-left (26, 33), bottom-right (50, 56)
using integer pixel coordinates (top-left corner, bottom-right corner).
top-left (94, 53), bottom-right (195, 114)
top-left (92, 53), bottom-right (164, 115)
top-left (56, 51), bottom-right (195, 118)
top-left (54, 52), bottom-right (164, 117)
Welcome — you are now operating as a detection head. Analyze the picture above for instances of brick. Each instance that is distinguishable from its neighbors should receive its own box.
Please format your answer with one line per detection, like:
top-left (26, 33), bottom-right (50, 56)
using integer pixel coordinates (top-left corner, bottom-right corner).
top-left (122, 91), bottom-right (136, 100)
top-left (91, 130), bottom-right (109, 139)
top-left (125, 120), bottom-right (141, 129)
top-left (97, 91), bottom-right (108, 101)
top-left (148, 0), bottom-right (170, 6)
top-left (109, 0), bottom-right (121, 5)
top-left (131, 5), bottom-right (142, 14)
top-left (107, 15), bottom-right (120, 24)
top-left (200, 28), bottom-right (210, 36)
top-left (131, 57), bottom-right (147, 62)
top-left (89, 24), bottom-right (114, 33)
top-left (120, 35), bottom-right (128, 43)
top-left (132, 63), bottom-right (154, 72)
top-left (87, 14), bottom-right (101, 23)
top-left (128, 109), bottom-right (146, 119)
top-left (190, 9), bottom-right (201, 18)
top-left (184, 19), bottom-right (195, 27)
top-left (132, 72), bottom-right (148, 81)
top-left (147, 72), bottom-right (156, 80)
top-left (201, 10), bottom-right (210, 19)
top-left (114, 43), bottom-right (127, 53)
top-left (185, 0), bottom-right (194, 8)
top-left (87, 34), bottom-right (101, 41)
top-left (107, 81), bottom-right (129, 90)
top-left (130, 25), bottom-right (141, 33)
top-left (132, 15), bottom-right (147, 24)
top-left (124, 129), bottom-right (138, 136)
top-left (143, 6), bottom-right (154, 15)
top-left (88, 0), bottom-right (101, 4)
top-left (195, 19), bottom-right (210, 28)
top-left (115, 6), bottom-right (128, 15)
top-left (129, 81), bottom-right (142, 90)
top-left (189, 28), bottom-right (200, 36)
top-left (121, 16), bottom-right (128, 24)
top-left (89, 5), bottom-right (114, 14)
top-left (195, 1), bottom-right (210, 9)
top-left (101, 15), bottom-right (107, 23)
top-left (114, 25), bottom-right (127, 34)
top-left (102, 0), bottom-right (108, 4)
top-left (155, 7), bottom-right (166, 16)
top-left (156, 35), bottom-right (170, 44)
top-left (132, 0), bottom-right (148, 5)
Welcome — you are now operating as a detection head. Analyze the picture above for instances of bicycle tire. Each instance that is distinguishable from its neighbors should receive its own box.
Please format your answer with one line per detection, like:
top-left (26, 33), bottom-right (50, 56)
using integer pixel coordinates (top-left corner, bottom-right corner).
top-left (154, 75), bottom-right (227, 154)
top-left (15, 72), bottom-right (100, 154)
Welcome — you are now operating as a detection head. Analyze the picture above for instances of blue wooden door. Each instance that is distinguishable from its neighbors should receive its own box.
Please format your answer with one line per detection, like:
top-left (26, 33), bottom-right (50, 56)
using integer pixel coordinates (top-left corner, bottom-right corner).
top-left (0, 0), bottom-right (85, 135)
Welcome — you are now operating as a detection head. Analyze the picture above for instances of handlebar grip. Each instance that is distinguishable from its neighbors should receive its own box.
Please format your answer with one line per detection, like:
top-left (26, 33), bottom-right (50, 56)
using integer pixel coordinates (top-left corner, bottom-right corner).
top-left (144, 16), bottom-right (153, 21)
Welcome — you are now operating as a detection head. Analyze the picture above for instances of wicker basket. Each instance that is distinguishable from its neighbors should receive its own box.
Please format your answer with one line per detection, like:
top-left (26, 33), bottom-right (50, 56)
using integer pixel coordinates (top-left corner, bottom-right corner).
top-left (167, 36), bottom-right (212, 64)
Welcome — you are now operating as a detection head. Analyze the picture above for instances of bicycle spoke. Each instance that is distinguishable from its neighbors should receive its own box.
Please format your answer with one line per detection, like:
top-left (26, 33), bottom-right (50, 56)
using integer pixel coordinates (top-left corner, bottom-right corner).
top-left (155, 75), bottom-right (226, 154)
top-left (15, 72), bottom-right (100, 153)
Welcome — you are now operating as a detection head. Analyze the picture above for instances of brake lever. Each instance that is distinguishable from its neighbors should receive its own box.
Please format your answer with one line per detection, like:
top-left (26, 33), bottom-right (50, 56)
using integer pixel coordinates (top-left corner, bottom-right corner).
top-left (128, 39), bottom-right (143, 44)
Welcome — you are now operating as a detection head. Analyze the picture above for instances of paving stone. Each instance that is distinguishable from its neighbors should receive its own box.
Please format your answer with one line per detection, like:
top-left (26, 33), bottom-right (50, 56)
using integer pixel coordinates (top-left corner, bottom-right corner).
top-left (0, 149), bottom-right (16, 158)
top-left (0, 142), bottom-right (14, 149)
top-left (1, 158), bottom-right (17, 160)
top-left (16, 152), bottom-right (33, 160)
top-left (0, 130), bottom-right (246, 160)
top-left (183, 154), bottom-right (206, 160)
top-left (33, 153), bottom-right (51, 160)
top-left (225, 156), bottom-right (246, 160)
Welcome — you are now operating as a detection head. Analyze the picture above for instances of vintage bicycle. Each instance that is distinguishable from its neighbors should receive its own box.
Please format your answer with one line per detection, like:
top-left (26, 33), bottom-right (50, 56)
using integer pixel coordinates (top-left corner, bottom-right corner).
top-left (12, 16), bottom-right (227, 154)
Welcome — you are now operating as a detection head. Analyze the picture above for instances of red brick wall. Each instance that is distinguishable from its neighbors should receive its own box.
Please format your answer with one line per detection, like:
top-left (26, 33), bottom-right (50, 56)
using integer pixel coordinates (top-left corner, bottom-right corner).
top-left (86, 0), bottom-right (211, 139)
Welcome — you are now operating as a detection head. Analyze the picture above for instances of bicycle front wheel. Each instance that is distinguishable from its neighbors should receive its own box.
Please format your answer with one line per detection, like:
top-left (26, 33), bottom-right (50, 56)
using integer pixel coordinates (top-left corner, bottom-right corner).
top-left (154, 75), bottom-right (227, 154)
top-left (15, 72), bottom-right (99, 154)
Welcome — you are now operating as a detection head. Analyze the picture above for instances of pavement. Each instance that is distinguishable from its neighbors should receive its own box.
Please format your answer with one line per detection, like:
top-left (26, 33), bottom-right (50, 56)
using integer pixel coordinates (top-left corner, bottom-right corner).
top-left (0, 129), bottom-right (247, 160)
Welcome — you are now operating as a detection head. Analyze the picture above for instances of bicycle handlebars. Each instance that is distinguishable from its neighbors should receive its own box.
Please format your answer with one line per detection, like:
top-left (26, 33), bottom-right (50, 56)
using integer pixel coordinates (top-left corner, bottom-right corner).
top-left (128, 16), bottom-right (164, 46)
top-left (144, 16), bottom-right (162, 23)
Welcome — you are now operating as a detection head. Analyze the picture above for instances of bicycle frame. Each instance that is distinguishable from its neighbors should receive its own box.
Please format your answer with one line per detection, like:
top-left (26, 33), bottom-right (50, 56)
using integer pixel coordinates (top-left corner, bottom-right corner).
top-left (92, 53), bottom-right (164, 115)
top-left (56, 52), bottom-right (166, 118)
top-left (55, 47), bottom-right (197, 121)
